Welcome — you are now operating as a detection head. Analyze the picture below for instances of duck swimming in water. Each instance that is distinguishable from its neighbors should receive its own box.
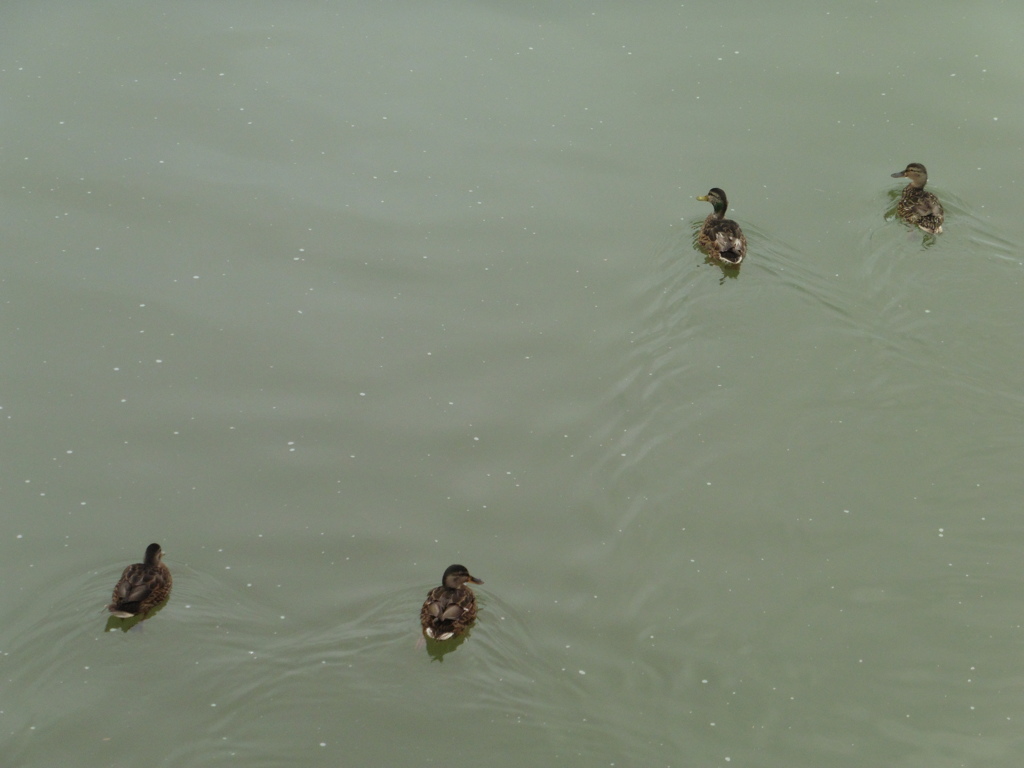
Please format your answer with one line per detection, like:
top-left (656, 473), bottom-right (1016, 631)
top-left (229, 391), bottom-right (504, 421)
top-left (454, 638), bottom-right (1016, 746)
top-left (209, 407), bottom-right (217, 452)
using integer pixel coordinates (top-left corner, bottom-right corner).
top-left (420, 564), bottom-right (483, 641)
top-left (107, 543), bottom-right (172, 618)
top-left (891, 163), bottom-right (944, 234)
top-left (696, 188), bottom-right (747, 266)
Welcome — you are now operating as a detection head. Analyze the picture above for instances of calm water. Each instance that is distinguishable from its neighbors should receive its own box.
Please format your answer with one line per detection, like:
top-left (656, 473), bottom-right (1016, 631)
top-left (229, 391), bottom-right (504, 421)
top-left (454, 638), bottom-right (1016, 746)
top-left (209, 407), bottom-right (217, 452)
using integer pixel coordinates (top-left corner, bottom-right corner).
top-left (2, 2), bottom-right (1023, 766)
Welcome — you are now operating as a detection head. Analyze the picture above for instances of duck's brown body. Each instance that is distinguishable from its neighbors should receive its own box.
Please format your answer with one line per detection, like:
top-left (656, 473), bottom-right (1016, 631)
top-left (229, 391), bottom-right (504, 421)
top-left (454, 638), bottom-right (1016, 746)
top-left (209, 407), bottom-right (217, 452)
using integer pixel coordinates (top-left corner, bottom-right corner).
top-left (891, 163), bottom-right (944, 234)
top-left (420, 564), bottom-right (483, 641)
top-left (107, 543), bottom-right (172, 618)
top-left (696, 188), bottom-right (747, 266)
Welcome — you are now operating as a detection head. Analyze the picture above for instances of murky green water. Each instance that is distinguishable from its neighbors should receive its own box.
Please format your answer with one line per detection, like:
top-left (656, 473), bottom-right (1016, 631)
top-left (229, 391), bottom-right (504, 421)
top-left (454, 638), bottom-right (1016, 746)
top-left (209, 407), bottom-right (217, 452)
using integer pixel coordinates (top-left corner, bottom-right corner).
top-left (2, 2), bottom-right (1023, 766)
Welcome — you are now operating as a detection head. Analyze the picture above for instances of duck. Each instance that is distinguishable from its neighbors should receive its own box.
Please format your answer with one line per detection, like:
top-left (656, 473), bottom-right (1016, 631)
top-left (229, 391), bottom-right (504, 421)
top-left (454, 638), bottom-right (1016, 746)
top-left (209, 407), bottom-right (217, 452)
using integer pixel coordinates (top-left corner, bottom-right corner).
top-left (696, 188), bottom-right (747, 266)
top-left (107, 543), bottom-right (172, 618)
top-left (891, 163), bottom-right (944, 234)
top-left (420, 564), bottom-right (483, 640)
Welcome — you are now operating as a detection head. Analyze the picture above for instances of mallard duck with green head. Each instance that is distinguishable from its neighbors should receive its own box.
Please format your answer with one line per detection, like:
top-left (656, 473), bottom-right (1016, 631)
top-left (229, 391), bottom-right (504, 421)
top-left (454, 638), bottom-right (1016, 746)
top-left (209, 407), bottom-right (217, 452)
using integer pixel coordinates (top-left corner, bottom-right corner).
top-left (696, 188), bottom-right (747, 266)
top-left (420, 564), bottom-right (483, 641)
top-left (107, 543), bottom-right (172, 618)
top-left (891, 163), bottom-right (944, 234)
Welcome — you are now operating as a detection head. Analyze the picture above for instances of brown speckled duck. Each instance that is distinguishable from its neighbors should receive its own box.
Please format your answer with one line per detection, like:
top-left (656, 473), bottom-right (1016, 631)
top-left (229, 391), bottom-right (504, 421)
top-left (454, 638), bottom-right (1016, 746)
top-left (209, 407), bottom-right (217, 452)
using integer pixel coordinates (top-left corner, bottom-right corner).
top-left (420, 564), bottom-right (483, 641)
top-left (891, 163), bottom-right (944, 234)
top-left (107, 543), bottom-right (172, 618)
top-left (696, 188), bottom-right (747, 266)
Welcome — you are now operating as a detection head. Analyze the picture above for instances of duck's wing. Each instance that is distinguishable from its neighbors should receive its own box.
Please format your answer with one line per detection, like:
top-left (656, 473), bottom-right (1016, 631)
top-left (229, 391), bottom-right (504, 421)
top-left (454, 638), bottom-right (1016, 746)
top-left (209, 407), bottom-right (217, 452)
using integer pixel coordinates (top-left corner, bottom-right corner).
top-left (113, 564), bottom-right (157, 603)
top-left (711, 220), bottom-right (746, 256)
top-left (910, 195), bottom-right (943, 218)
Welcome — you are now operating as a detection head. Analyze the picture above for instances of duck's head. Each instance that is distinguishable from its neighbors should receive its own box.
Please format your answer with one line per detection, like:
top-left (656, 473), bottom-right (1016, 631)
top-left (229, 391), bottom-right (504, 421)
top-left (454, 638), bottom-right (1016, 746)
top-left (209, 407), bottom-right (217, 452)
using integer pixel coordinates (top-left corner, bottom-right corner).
top-left (891, 163), bottom-right (929, 187)
top-left (697, 188), bottom-right (728, 213)
top-left (144, 543), bottom-right (164, 565)
top-left (441, 564), bottom-right (483, 588)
